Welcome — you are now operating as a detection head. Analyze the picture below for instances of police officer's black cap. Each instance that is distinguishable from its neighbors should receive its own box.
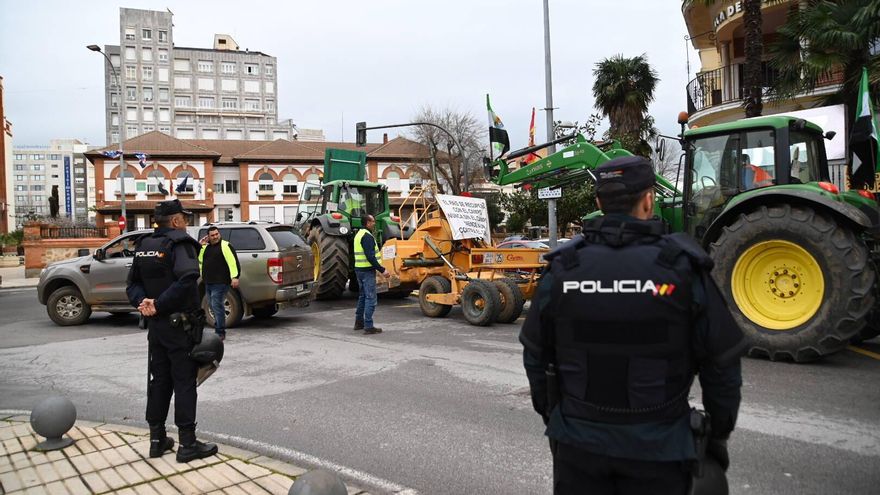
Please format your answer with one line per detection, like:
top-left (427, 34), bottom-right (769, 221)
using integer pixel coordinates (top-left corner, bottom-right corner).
top-left (154, 199), bottom-right (192, 217)
top-left (595, 156), bottom-right (655, 195)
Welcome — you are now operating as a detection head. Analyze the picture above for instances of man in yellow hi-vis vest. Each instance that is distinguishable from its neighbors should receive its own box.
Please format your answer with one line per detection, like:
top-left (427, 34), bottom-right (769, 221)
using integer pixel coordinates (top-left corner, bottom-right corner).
top-left (198, 226), bottom-right (241, 341)
top-left (353, 215), bottom-right (391, 334)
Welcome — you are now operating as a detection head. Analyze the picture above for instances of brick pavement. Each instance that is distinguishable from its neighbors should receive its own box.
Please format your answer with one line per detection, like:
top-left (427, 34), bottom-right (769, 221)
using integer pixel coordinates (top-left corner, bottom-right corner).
top-left (0, 413), bottom-right (372, 495)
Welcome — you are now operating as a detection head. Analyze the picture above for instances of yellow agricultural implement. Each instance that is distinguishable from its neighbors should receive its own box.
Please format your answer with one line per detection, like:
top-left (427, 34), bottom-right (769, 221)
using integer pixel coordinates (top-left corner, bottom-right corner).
top-left (379, 185), bottom-right (546, 326)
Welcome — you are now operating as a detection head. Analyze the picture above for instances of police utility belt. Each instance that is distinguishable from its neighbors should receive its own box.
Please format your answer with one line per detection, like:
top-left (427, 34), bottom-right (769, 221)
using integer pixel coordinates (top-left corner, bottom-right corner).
top-left (165, 309), bottom-right (206, 345)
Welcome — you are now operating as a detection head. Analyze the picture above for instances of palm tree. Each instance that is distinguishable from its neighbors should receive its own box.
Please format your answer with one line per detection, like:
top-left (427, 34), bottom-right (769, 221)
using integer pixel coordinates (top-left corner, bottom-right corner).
top-left (768, 0), bottom-right (880, 126)
top-left (692, 0), bottom-right (765, 117)
top-left (592, 54), bottom-right (658, 155)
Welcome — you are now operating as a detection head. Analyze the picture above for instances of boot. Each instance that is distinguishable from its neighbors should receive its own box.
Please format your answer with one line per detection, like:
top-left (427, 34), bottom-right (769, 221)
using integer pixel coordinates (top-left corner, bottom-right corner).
top-left (354, 320), bottom-right (364, 330)
top-left (149, 424), bottom-right (174, 458)
top-left (176, 426), bottom-right (218, 463)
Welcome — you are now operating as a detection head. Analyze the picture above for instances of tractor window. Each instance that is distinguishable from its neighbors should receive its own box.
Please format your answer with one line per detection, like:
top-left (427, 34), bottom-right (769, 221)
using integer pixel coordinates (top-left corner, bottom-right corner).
top-left (788, 131), bottom-right (822, 184)
top-left (687, 133), bottom-right (738, 237)
top-left (340, 186), bottom-right (384, 218)
top-left (741, 130), bottom-right (776, 190)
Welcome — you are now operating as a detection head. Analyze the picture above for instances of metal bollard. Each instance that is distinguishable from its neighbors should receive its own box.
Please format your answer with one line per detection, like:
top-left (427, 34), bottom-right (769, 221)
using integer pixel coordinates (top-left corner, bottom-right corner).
top-left (288, 469), bottom-right (348, 495)
top-left (30, 395), bottom-right (77, 451)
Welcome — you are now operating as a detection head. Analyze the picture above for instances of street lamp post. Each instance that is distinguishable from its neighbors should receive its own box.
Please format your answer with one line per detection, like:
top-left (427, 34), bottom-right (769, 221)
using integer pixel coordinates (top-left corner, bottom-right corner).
top-left (542, 0), bottom-right (558, 248)
top-left (87, 44), bottom-right (126, 232)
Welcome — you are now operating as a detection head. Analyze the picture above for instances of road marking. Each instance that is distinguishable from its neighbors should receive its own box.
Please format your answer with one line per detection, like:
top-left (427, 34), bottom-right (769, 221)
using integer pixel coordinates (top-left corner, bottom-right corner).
top-left (848, 345), bottom-right (880, 361)
top-left (204, 430), bottom-right (419, 494)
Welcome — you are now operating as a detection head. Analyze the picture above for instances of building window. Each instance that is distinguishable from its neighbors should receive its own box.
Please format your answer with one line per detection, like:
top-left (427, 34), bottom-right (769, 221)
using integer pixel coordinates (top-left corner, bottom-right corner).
top-left (118, 170), bottom-right (135, 194)
top-left (146, 170), bottom-right (165, 194)
top-left (126, 86), bottom-right (137, 101)
top-left (143, 108), bottom-right (155, 121)
top-left (173, 59), bottom-right (190, 72)
top-left (32, 175), bottom-right (45, 181)
top-left (244, 99), bottom-right (260, 111)
top-left (174, 76), bottom-right (191, 90)
top-left (33, 195), bottom-right (44, 202)
top-left (221, 79), bottom-right (237, 91)
top-left (258, 173), bottom-right (274, 194)
top-left (143, 87), bottom-right (154, 102)
top-left (126, 125), bottom-right (139, 138)
top-left (198, 78), bottom-right (214, 91)
top-left (159, 88), bottom-right (169, 102)
top-left (111, 93), bottom-right (119, 107)
top-left (158, 30), bottom-right (168, 43)
top-left (126, 107), bottom-right (137, 121)
top-left (32, 164), bottom-right (43, 171)
top-left (16, 195), bottom-right (27, 202)
top-left (158, 49), bottom-right (169, 63)
top-left (174, 95), bottom-right (192, 108)
top-left (176, 128), bottom-right (195, 139)
top-left (245, 64), bottom-right (259, 75)
top-left (14, 154), bottom-right (25, 160)
top-left (266, 100), bottom-right (275, 111)
top-left (176, 171), bottom-right (194, 193)
top-left (197, 61), bottom-right (213, 73)
top-left (141, 48), bottom-right (152, 62)
top-left (259, 207), bottom-right (275, 222)
top-left (125, 27), bottom-right (135, 41)
top-left (283, 206), bottom-right (297, 224)
top-left (175, 113), bottom-right (193, 123)
top-left (142, 29), bottom-right (152, 40)
top-left (15, 175), bottom-right (25, 181)
top-left (265, 65), bottom-right (274, 76)
top-left (158, 67), bottom-right (169, 82)
top-left (226, 179), bottom-right (239, 193)
top-left (265, 81), bottom-right (274, 94)
top-left (226, 129), bottom-right (243, 139)
top-left (14, 164), bottom-right (25, 171)
top-left (111, 132), bottom-right (120, 144)
top-left (159, 108), bottom-right (171, 122)
top-left (283, 176), bottom-right (298, 194)
top-left (125, 47), bottom-right (136, 60)
top-left (15, 185), bottom-right (26, 192)
top-left (49, 154), bottom-right (61, 160)
top-left (221, 62), bottom-right (236, 74)
top-left (202, 129), bottom-right (219, 139)
top-left (31, 185), bottom-right (45, 191)
top-left (386, 171), bottom-right (402, 191)
top-left (125, 65), bottom-right (136, 80)
top-left (222, 98), bottom-right (238, 109)
top-left (198, 97), bottom-right (215, 109)
top-left (143, 66), bottom-right (153, 81)
top-left (111, 113), bottom-right (120, 125)
top-left (244, 80), bottom-right (260, 93)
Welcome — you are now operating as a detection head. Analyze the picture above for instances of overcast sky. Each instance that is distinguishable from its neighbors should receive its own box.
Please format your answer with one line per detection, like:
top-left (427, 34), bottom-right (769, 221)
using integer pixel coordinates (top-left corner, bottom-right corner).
top-left (1, 0), bottom-right (699, 150)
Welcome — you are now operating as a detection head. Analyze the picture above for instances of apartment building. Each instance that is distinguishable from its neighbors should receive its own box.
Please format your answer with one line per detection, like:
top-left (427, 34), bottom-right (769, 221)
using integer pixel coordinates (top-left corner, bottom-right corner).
top-left (100, 8), bottom-right (322, 146)
top-left (10, 140), bottom-right (96, 228)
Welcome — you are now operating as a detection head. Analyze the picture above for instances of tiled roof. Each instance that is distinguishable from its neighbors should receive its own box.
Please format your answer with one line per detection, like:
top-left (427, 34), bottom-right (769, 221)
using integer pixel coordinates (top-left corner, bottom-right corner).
top-left (188, 139), bottom-right (266, 164)
top-left (86, 131), bottom-right (218, 158)
top-left (235, 139), bottom-right (327, 160)
top-left (368, 137), bottom-right (434, 159)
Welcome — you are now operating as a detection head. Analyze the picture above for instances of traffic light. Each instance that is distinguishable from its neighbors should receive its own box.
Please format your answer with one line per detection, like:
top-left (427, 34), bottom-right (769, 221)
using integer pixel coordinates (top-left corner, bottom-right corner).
top-left (225, 209), bottom-right (234, 221)
top-left (356, 122), bottom-right (367, 147)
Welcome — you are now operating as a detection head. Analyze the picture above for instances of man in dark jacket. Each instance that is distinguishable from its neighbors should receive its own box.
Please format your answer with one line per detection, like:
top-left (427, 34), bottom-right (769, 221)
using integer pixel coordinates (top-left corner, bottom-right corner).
top-left (198, 226), bottom-right (241, 341)
top-left (127, 199), bottom-right (219, 463)
top-left (521, 157), bottom-right (745, 494)
top-left (353, 214), bottom-right (391, 334)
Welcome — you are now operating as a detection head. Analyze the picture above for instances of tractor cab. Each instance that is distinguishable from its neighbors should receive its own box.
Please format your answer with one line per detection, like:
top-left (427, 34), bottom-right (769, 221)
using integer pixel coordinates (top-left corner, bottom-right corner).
top-left (682, 116), bottom-right (830, 239)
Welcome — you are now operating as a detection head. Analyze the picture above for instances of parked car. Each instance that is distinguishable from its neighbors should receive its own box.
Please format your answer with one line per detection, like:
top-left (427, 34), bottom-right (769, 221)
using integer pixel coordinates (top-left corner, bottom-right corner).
top-left (37, 222), bottom-right (314, 327)
top-left (535, 238), bottom-right (571, 245)
top-left (496, 240), bottom-right (550, 250)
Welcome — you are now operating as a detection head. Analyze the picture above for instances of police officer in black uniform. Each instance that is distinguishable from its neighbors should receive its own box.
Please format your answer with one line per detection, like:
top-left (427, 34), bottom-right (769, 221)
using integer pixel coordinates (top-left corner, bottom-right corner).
top-left (521, 156), bottom-right (746, 494)
top-left (126, 199), bottom-right (219, 463)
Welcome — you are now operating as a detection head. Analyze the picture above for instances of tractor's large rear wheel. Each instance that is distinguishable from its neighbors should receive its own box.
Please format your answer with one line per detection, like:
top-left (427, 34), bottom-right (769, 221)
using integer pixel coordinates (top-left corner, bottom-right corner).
top-left (711, 204), bottom-right (874, 362)
top-left (308, 225), bottom-right (350, 300)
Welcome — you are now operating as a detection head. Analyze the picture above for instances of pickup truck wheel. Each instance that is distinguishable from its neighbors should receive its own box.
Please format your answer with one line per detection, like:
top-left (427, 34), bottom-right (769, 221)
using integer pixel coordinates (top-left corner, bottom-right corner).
top-left (203, 290), bottom-right (243, 329)
top-left (47, 286), bottom-right (92, 326)
top-left (308, 225), bottom-right (349, 300)
top-left (252, 306), bottom-right (278, 319)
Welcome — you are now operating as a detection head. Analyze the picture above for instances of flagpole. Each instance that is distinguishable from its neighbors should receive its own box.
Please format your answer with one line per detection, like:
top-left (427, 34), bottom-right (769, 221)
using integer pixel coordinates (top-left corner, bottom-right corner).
top-left (542, 0), bottom-right (558, 248)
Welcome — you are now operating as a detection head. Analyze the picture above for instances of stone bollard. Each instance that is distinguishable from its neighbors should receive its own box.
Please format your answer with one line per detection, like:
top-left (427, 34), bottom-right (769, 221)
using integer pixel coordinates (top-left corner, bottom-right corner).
top-left (30, 395), bottom-right (77, 451)
top-left (288, 469), bottom-right (348, 495)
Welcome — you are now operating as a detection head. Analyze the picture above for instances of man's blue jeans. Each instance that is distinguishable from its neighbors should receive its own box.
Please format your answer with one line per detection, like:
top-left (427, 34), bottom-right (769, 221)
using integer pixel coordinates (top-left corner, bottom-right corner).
top-left (206, 283), bottom-right (228, 336)
top-left (355, 270), bottom-right (377, 328)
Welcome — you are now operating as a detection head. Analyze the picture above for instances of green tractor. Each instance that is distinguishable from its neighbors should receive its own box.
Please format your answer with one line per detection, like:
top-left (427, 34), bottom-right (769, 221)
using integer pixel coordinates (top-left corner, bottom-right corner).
top-left (487, 115), bottom-right (879, 362)
top-left (296, 148), bottom-right (411, 300)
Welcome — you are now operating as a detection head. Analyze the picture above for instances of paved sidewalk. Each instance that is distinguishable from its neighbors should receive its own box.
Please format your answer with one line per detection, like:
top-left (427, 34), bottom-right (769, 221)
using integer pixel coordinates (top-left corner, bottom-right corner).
top-left (0, 413), bottom-right (373, 495)
top-left (0, 266), bottom-right (38, 290)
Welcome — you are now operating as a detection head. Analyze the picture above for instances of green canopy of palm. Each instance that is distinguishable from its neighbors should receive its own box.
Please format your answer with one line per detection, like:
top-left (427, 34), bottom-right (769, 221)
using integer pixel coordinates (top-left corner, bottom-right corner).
top-left (592, 54), bottom-right (658, 153)
top-left (768, 0), bottom-right (880, 122)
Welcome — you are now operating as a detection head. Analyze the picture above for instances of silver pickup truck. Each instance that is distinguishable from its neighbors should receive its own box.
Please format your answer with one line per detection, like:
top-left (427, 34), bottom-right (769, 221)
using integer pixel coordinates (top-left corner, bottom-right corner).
top-left (37, 223), bottom-right (314, 327)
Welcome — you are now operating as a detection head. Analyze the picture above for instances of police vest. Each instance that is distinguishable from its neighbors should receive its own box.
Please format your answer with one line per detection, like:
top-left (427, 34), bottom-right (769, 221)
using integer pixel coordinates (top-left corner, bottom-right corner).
top-left (546, 218), bottom-right (706, 425)
top-left (133, 229), bottom-right (201, 307)
top-left (353, 229), bottom-right (380, 269)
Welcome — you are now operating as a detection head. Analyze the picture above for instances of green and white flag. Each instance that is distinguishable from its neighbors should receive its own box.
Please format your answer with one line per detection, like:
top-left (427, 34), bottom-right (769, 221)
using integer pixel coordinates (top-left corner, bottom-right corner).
top-left (850, 67), bottom-right (880, 189)
top-left (487, 94), bottom-right (510, 159)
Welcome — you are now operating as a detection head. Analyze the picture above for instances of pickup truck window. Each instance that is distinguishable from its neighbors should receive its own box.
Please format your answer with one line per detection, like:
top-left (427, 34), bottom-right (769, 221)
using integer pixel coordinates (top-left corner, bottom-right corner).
top-left (229, 228), bottom-right (265, 250)
top-left (105, 235), bottom-right (140, 258)
top-left (267, 227), bottom-right (308, 249)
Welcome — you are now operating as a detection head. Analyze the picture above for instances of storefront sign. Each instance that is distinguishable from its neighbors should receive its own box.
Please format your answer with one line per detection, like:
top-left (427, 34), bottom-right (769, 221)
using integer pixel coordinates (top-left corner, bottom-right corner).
top-left (713, 0), bottom-right (786, 30)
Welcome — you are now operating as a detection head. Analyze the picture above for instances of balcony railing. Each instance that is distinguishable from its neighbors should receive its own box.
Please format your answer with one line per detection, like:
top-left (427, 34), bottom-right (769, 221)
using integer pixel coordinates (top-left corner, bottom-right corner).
top-left (686, 63), bottom-right (844, 114)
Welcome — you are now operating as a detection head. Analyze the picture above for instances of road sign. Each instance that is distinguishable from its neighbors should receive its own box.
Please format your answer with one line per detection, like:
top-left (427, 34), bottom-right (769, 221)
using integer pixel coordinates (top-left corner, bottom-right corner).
top-left (538, 187), bottom-right (562, 200)
top-left (118, 216), bottom-right (126, 232)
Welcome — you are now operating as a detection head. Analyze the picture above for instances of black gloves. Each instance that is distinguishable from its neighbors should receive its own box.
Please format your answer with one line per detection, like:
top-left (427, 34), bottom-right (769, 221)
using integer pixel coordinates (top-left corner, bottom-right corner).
top-left (707, 439), bottom-right (730, 471)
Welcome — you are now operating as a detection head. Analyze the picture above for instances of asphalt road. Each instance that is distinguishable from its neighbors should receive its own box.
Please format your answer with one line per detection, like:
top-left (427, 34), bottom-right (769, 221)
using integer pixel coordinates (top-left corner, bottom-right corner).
top-left (1, 287), bottom-right (879, 494)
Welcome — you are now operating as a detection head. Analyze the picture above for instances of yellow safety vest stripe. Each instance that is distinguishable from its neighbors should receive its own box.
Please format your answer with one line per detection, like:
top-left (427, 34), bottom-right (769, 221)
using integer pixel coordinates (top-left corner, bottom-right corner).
top-left (353, 229), bottom-right (380, 269)
top-left (199, 239), bottom-right (239, 279)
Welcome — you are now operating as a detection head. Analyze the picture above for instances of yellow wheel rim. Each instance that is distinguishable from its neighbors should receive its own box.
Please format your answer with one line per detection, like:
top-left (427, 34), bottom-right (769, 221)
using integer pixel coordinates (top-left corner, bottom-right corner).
top-left (731, 240), bottom-right (824, 330)
top-left (311, 242), bottom-right (321, 281)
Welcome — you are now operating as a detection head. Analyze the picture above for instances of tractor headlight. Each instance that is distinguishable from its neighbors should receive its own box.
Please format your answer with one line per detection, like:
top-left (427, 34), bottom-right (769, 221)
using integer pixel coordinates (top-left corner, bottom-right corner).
top-left (339, 226), bottom-right (349, 234)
